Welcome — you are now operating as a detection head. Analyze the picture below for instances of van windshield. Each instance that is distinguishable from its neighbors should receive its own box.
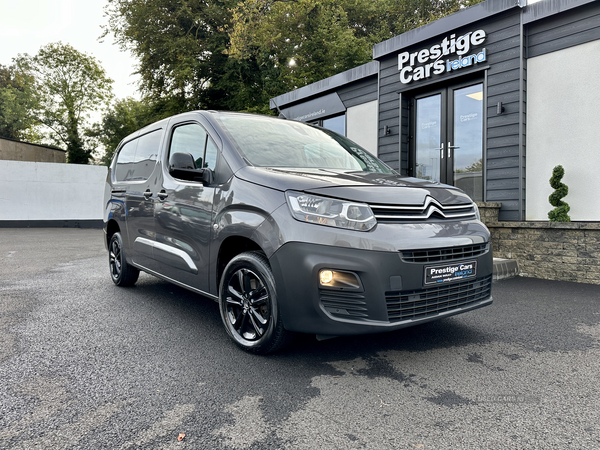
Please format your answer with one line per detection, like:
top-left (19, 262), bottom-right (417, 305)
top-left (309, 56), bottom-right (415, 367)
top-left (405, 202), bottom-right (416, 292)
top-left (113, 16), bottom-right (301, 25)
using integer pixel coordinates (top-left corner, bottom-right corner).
top-left (215, 113), bottom-right (394, 174)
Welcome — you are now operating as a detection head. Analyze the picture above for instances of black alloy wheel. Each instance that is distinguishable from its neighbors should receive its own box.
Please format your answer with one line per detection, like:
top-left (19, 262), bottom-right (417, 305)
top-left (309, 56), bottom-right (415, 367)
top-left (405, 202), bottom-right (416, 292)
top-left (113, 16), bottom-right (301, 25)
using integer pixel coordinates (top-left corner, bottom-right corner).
top-left (219, 252), bottom-right (291, 354)
top-left (108, 232), bottom-right (140, 286)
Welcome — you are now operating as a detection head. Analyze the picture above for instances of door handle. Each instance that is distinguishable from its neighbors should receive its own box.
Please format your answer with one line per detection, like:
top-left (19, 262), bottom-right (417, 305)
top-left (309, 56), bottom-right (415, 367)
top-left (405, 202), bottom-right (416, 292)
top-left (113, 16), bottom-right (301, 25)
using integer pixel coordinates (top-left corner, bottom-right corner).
top-left (434, 142), bottom-right (445, 159)
top-left (143, 189), bottom-right (152, 200)
top-left (447, 142), bottom-right (460, 158)
top-left (157, 190), bottom-right (168, 200)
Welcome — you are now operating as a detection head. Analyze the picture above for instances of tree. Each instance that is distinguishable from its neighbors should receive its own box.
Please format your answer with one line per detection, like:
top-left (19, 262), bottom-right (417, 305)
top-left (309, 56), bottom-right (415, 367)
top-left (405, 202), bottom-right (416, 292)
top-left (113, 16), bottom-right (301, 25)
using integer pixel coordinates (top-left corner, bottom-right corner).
top-left (229, 0), bottom-right (371, 92)
top-left (104, 0), bottom-right (484, 113)
top-left (228, 0), bottom-right (485, 92)
top-left (548, 165), bottom-right (571, 222)
top-left (91, 97), bottom-right (155, 165)
top-left (456, 158), bottom-right (483, 173)
top-left (0, 64), bottom-right (40, 141)
top-left (104, 0), bottom-right (275, 114)
top-left (16, 42), bottom-right (114, 164)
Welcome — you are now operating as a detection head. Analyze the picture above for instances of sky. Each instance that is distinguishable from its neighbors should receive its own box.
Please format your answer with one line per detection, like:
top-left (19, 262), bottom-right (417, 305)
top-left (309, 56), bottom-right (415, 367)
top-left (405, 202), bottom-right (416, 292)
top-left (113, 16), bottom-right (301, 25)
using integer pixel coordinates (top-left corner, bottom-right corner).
top-left (0, 0), bottom-right (140, 101)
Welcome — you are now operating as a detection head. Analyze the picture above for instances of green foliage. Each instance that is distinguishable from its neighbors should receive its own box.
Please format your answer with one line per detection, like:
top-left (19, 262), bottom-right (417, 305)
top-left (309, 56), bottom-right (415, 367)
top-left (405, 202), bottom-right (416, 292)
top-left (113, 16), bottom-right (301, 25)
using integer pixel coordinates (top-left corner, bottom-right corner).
top-left (229, 0), bottom-right (371, 92)
top-left (0, 64), bottom-right (40, 141)
top-left (104, 0), bottom-right (484, 113)
top-left (16, 42), bottom-right (114, 164)
top-left (548, 165), bottom-right (571, 222)
top-left (104, 0), bottom-right (275, 114)
top-left (455, 158), bottom-right (482, 173)
top-left (229, 0), bottom-right (485, 93)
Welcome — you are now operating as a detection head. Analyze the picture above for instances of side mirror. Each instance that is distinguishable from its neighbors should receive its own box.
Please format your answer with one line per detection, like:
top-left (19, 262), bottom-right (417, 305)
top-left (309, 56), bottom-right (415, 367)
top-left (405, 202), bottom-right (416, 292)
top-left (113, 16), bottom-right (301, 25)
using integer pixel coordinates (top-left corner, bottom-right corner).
top-left (169, 152), bottom-right (213, 185)
top-left (169, 152), bottom-right (197, 170)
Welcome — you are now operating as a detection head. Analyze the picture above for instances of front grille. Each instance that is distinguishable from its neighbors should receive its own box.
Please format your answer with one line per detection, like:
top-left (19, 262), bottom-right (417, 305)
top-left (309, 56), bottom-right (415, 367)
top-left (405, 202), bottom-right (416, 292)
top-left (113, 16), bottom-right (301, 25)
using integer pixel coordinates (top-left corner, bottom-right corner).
top-left (386, 275), bottom-right (492, 322)
top-left (320, 290), bottom-right (369, 319)
top-left (401, 243), bottom-right (489, 263)
top-left (370, 196), bottom-right (476, 223)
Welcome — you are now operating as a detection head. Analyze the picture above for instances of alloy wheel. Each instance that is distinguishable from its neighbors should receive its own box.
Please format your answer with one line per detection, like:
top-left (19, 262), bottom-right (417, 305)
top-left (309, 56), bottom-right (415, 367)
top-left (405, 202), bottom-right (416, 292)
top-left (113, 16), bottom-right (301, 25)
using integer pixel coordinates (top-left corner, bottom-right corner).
top-left (225, 268), bottom-right (271, 341)
top-left (109, 238), bottom-right (122, 281)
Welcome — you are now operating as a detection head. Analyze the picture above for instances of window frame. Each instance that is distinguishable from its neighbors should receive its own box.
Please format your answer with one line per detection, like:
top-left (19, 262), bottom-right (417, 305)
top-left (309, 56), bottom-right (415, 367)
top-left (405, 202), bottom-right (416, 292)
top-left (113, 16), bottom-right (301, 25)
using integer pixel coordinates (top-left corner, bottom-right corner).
top-left (113, 128), bottom-right (162, 184)
top-left (165, 121), bottom-right (221, 184)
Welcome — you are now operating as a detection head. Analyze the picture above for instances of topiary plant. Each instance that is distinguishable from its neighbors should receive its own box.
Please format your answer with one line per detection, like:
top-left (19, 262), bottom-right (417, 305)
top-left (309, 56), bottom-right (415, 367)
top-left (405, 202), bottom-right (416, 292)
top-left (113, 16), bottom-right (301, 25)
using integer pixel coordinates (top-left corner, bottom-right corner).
top-left (548, 165), bottom-right (571, 222)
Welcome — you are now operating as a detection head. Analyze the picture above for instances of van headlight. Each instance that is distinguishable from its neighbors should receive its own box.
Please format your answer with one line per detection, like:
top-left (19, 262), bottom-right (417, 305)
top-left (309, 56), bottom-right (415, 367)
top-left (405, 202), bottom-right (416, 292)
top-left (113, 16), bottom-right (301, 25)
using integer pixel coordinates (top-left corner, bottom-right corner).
top-left (286, 191), bottom-right (377, 231)
top-left (473, 202), bottom-right (481, 221)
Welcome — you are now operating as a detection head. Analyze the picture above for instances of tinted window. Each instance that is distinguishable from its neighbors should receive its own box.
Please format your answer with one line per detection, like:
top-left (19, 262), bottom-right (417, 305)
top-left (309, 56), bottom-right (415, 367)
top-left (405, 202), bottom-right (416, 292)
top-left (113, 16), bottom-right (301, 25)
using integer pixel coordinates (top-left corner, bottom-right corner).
top-left (134, 130), bottom-right (161, 180)
top-left (115, 130), bottom-right (161, 182)
top-left (204, 137), bottom-right (218, 171)
top-left (170, 124), bottom-right (207, 169)
top-left (115, 140), bottom-right (138, 182)
top-left (169, 123), bottom-right (218, 176)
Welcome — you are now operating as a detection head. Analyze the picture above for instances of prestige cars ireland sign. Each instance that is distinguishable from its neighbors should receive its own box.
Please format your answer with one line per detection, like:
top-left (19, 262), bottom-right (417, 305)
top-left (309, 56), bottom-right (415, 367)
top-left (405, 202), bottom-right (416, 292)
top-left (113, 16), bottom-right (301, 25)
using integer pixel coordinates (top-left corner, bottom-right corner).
top-left (398, 30), bottom-right (487, 84)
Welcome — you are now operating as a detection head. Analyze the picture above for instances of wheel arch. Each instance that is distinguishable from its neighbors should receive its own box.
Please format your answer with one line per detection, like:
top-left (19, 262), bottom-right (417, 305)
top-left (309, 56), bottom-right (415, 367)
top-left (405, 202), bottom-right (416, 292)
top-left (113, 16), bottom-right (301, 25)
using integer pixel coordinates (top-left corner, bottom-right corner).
top-left (105, 219), bottom-right (120, 248)
top-left (216, 236), bottom-right (265, 291)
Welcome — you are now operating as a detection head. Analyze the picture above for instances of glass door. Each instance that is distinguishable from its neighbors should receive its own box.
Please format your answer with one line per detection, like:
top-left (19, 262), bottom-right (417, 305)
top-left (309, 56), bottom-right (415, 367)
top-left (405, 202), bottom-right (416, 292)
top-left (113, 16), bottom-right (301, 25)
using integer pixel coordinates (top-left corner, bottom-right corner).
top-left (450, 84), bottom-right (483, 201)
top-left (414, 92), bottom-right (444, 183)
top-left (412, 82), bottom-right (483, 201)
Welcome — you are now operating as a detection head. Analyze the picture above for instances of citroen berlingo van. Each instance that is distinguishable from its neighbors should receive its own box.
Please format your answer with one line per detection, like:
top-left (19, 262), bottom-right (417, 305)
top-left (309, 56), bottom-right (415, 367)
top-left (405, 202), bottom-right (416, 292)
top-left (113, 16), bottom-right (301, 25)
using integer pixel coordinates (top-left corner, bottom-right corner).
top-left (104, 111), bottom-right (492, 353)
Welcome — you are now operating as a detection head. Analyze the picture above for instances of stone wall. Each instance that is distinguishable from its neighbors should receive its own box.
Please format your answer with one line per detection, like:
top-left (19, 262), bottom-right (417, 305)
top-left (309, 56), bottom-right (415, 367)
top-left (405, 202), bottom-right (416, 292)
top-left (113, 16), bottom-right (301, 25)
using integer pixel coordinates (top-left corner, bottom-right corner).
top-left (477, 202), bottom-right (600, 285)
top-left (0, 137), bottom-right (66, 163)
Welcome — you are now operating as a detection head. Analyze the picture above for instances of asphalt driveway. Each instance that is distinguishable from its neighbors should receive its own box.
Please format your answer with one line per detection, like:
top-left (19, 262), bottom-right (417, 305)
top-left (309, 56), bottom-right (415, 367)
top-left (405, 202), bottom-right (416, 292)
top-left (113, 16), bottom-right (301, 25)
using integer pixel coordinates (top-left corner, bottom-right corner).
top-left (1, 228), bottom-right (599, 449)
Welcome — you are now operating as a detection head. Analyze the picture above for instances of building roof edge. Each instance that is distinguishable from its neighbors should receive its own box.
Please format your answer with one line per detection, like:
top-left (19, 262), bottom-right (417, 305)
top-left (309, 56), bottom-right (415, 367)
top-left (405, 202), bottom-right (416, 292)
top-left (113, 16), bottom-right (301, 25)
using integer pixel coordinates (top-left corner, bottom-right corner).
top-left (270, 61), bottom-right (379, 110)
top-left (522, 0), bottom-right (597, 24)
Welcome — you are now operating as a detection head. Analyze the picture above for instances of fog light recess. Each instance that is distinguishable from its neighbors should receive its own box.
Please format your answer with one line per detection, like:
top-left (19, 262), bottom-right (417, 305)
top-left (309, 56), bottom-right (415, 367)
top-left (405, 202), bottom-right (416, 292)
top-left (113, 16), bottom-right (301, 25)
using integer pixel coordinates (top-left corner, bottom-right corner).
top-left (318, 269), bottom-right (362, 290)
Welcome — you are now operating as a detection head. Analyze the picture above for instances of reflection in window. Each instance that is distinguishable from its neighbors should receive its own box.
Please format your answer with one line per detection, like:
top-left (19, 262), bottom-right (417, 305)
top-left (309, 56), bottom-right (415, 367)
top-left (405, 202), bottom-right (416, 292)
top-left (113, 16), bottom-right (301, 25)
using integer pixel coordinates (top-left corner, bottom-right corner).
top-left (135, 130), bottom-right (161, 180)
top-left (204, 138), bottom-right (218, 171)
top-left (415, 94), bottom-right (441, 183)
top-left (453, 83), bottom-right (483, 201)
top-left (217, 114), bottom-right (392, 174)
top-left (170, 124), bottom-right (208, 169)
top-left (308, 114), bottom-right (346, 136)
top-left (322, 115), bottom-right (346, 136)
top-left (114, 129), bottom-right (161, 182)
top-left (115, 140), bottom-right (137, 182)
top-left (168, 123), bottom-right (218, 178)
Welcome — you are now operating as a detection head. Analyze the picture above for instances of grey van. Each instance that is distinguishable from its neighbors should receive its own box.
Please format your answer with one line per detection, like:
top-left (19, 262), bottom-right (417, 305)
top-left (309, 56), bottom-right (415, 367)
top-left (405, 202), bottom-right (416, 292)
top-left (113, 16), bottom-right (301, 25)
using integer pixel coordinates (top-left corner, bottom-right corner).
top-left (104, 111), bottom-right (492, 353)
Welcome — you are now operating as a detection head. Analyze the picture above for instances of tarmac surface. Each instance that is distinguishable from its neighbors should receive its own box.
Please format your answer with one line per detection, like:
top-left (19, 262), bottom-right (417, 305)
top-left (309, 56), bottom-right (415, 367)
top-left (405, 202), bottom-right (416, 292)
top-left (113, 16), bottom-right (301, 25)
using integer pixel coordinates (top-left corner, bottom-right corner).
top-left (1, 228), bottom-right (599, 449)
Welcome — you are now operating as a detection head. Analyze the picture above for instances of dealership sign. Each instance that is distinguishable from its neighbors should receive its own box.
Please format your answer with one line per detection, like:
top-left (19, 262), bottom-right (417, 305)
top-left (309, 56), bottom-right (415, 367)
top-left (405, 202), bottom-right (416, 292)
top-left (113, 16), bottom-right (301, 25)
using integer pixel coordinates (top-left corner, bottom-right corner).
top-left (398, 30), bottom-right (487, 84)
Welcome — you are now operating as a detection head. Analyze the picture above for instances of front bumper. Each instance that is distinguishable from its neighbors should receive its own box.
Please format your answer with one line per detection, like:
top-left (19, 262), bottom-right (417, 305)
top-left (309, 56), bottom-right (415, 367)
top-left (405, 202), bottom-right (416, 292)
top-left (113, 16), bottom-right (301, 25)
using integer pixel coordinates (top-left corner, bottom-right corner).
top-left (269, 241), bottom-right (493, 336)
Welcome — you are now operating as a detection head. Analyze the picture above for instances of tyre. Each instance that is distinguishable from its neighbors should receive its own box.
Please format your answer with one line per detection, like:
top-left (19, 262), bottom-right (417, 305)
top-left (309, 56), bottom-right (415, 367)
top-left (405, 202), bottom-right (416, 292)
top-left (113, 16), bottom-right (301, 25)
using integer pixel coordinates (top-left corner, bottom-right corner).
top-left (108, 232), bottom-right (140, 286)
top-left (219, 252), bottom-right (291, 354)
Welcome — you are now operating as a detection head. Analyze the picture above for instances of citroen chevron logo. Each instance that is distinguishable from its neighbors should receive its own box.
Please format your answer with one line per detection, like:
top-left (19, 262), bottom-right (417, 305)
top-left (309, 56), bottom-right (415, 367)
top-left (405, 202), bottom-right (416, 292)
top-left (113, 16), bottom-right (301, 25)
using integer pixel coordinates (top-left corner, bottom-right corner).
top-left (422, 196), bottom-right (447, 219)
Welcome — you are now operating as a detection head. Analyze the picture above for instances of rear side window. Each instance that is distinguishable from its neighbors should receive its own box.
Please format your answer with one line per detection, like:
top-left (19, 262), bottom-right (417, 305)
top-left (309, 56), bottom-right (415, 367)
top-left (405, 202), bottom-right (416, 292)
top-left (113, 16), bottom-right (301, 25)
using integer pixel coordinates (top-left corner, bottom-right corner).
top-left (114, 140), bottom-right (138, 182)
top-left (115, 130), bottom-right (162, 182)
top-left (169, 123), bottom-right (218, 172)
top-left (134, 131), bottom-right (161, 180)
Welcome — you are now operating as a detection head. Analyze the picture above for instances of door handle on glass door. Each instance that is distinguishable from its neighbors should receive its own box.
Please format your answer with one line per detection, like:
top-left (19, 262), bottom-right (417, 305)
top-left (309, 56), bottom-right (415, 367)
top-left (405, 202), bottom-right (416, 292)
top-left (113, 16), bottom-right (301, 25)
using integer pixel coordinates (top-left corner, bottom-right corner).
top-left (447, 142), bottom-right (460, 158)
top-left (435, 142), bottom-right (445, 159)
top-left (143, 189), bottom-right (152, 200)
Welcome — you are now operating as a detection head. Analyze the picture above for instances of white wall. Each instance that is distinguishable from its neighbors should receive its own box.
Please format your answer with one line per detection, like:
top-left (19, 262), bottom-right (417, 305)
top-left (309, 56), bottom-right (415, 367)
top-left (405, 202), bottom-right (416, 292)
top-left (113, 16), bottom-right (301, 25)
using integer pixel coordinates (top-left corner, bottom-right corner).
top-left (0, 160), bottom-right (107, 221)
top-left (526, 40), bottom-right (600, 221)
top-left (347, 100), bottom-right (379, 156)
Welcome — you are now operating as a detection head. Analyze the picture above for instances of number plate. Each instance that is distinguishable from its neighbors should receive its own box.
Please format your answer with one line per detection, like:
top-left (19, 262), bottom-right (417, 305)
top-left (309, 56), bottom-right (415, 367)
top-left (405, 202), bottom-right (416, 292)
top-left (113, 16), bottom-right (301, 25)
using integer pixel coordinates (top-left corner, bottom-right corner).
top-left (424, 261), bottom-right (477, 285)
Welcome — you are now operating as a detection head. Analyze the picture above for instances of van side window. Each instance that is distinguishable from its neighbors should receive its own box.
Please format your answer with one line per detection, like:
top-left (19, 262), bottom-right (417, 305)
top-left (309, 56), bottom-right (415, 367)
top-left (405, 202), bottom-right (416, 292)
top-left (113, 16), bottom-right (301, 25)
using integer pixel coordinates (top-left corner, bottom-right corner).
top-left (204, 137), bottom-right (218, 171)
top-left (115, 140), bottom-right (138, 182)
top-left (115, 129), bottom-right (161, 182)
top-left (170, 124), bottom-right (208, 170)
top-left (134, 130), bottom-right (161, 180)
